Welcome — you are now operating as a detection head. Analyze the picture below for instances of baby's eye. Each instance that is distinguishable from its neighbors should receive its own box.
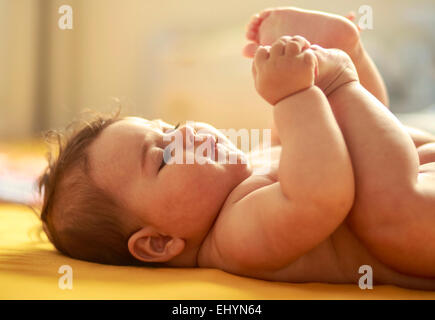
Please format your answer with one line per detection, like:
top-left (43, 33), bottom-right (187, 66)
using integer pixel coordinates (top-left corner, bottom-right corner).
top-left (159, 147), bottom-right (173, 170)
top-left (164, 122), bottom-right (180, 134)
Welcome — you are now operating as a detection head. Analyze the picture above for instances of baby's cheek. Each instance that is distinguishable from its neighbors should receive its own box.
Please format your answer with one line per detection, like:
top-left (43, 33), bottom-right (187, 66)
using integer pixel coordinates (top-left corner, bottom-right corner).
top-left (167, 168), bottom-right (200, 200)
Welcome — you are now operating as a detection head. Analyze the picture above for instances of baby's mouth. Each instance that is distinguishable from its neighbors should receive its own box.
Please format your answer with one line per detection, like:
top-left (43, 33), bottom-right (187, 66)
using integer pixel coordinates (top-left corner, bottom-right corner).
top-left (194, 134), bottom-right (217, 162)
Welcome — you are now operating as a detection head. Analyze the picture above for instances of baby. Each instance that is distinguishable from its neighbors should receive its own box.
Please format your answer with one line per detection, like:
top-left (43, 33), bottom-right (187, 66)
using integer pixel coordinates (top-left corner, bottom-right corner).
top-left (38, 7), bottom-right (435, 290)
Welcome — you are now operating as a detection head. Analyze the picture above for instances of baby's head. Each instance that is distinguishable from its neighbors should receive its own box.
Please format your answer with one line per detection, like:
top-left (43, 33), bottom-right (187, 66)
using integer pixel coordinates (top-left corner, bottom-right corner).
top-left (38, 110), bottom-right (251, 267)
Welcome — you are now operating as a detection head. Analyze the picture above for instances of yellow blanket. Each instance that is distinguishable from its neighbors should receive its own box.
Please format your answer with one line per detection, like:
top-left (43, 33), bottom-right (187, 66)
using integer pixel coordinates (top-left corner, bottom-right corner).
top-left (1, 204), bottom-right (435, 299)
top-left (0, 141), bottom-right (434, 299)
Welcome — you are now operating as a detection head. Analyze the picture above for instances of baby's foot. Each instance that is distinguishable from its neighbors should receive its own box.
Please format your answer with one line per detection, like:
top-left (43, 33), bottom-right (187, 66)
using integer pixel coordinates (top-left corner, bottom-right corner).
top-left (244, 7), bottom-right (360, 59)
top-left (311, 45), bottom-right (358, 96)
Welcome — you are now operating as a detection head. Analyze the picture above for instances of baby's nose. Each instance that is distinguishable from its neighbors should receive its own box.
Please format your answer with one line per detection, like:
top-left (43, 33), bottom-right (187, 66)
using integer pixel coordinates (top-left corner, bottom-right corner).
top-left (178, 124), bottom-right (195, 148)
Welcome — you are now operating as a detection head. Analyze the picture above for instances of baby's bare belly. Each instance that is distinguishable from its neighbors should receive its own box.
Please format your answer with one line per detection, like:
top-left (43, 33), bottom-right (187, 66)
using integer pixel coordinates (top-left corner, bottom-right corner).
top-left (241, 221), bottom-right (435, 290)
top-left (239, 223), bottom-right (376, 283)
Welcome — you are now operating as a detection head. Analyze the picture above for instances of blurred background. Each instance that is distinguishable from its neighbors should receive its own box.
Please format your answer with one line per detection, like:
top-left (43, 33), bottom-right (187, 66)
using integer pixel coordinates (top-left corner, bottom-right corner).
top-left (0, 0), bottom-right (435, 139)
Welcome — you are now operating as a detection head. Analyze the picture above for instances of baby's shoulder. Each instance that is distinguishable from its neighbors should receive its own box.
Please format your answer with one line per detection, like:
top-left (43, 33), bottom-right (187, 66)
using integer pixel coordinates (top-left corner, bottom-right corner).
top-left (197, 174), bottom-right (276, 270)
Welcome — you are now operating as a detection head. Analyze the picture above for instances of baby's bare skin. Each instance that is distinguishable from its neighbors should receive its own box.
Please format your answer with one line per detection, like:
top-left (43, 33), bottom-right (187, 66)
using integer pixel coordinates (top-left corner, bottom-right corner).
top-left (201, 146), bottom-right (435, 289)
top-left (198, 8), bottom-right (435, 290)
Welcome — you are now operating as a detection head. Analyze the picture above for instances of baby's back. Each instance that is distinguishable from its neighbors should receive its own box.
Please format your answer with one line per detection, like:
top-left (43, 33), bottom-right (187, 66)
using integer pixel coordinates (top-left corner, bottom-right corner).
top-left (197, 146), bottom-right (435, 290)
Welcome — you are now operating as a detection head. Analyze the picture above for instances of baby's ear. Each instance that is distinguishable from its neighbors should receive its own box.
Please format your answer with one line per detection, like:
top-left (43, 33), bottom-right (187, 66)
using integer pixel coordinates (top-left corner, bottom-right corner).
top-left (127, 226), bottom-right (185, 263)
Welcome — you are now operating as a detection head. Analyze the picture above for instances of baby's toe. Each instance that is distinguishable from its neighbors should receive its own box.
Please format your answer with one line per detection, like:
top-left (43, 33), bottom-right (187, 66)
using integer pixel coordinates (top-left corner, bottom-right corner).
top-left (245, 10), bottom-right (273, 42)
top-left (243, 42), bottom-right (259, 58)
top-left (246, 14), bottom-right (261, 41)
top-left (258, 9), bottom-right (273, 21)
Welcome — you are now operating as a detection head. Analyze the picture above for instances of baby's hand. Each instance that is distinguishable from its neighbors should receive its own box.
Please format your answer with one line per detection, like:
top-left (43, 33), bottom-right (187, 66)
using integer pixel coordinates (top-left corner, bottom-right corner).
top-left (252, 35), bottom-right (318, 105)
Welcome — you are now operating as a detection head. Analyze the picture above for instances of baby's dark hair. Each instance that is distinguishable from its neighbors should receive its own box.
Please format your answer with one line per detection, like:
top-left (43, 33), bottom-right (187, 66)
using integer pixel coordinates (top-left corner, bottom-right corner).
top-left (36, 108), bottom-right (161, 267)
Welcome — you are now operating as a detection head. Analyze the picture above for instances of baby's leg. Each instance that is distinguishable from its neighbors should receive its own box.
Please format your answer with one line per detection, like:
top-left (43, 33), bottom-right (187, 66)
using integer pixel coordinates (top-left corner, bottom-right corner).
top-left (328, 79), bottom-right (435, 277)
top-left (417, 142), bottom-right (435, 164)
top-left (405, 126), bottom-right (435, 148)
top-left (246, 7), bottom-right (435, 154)
top-left (244, 7), bottom-right (389, 106)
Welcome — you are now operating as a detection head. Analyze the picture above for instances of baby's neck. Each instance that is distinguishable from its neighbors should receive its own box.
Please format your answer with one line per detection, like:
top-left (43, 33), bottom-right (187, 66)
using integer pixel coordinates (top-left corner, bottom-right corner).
top-left (164, 168), bottom-right (255, 268)
top-left (163, 240), bottom-right (202, 268)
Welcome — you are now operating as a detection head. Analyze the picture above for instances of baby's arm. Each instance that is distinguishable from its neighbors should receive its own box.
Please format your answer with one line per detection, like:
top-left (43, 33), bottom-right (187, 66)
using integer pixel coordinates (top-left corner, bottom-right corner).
top-left (273, 87), bottom-right (353, 207)
top-left (208, 36), bottom-right (354, 272)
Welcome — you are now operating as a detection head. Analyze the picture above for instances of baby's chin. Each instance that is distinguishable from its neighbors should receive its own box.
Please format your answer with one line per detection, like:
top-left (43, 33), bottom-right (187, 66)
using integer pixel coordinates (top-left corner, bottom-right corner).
top-left (218, 147), bottom-right (253, 181)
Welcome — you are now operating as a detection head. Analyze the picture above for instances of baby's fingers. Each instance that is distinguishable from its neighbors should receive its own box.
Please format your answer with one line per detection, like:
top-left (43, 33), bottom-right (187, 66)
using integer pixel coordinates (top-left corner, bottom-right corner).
top-left (252, 45), bottom-right (270, 78)
top-left (254, 45), bottom-right (270, 66)
top-left (302, 49), bottom-right (319, 80)
top-left (282, 36), bottom-right (311, 56)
